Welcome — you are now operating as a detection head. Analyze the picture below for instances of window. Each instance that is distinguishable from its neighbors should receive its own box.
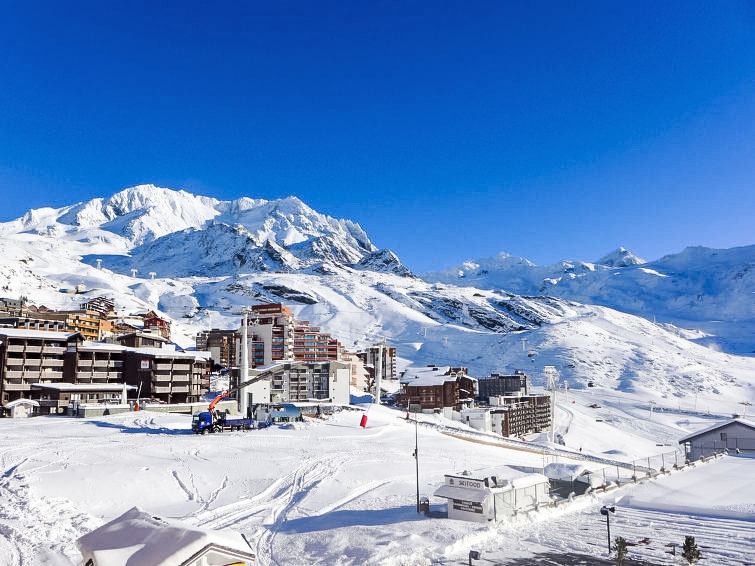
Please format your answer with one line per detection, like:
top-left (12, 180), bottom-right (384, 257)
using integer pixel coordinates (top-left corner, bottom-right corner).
top-left (720, 432), bottom-right (727, 441)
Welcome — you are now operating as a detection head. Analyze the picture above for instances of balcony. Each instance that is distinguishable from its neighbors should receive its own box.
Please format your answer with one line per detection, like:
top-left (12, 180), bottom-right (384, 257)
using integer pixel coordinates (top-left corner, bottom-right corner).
top-left (25, 346), bottom-right (43, 353)
top-left (39, 371), bottom-right (63, 380)
top-left (153, 386), bottom-right (171, 394)
top-left (3, 371), bottom-right (23, 379)
top-left (6, 345), bottom-right (25, 352)
top-left (24, 358), bottom-right (41, 366)
top-left (42, 359), bottom-right (64, 368)
top-left (155, 363), bottom-right (173, 371)
top-left (5, 358), bottom-right (24, 366)
top-left (171, 385), bottom-right (189, 393)
top-left (78, 359), bottom-right (93, 367)
top-left (153, 373), bottom-right (172, 382)
top-left (3, 382), bottom-right (27, 391)
top-left (42, 346), bottom-right (65, 355)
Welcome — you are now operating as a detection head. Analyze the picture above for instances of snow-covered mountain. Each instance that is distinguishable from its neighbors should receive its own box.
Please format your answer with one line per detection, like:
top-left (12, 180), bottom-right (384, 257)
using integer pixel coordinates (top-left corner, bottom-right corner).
top-left (424, 246), bottom-right (755, 354)
top-left (1, 185), bottom-right (754, 409)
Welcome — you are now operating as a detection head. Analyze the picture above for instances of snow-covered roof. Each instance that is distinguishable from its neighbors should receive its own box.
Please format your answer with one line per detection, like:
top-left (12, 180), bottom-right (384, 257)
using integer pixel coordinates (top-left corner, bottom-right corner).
top-left (77, 341), bottom-right (128, 352)
top-left (4, 398), bottom-right (39, 408)
top-left (678, 418), bottom-right (755, 443)
top-left (510, 473), bottom-right (549, 489)
top-left (31, 383), bottom-right (136, 392)
top-left (543, 462), bottom-right (592, 481)
top-left (77, 506), bottom-right (254, 566)
top-left (130, 346), bottom-right (197, 359)
top-left (434, 484), bottom-right (489, 503)
top-left (400, 366), bottom-right (474, 387)
top-left (119, 331), bottom-right (169, 342)
top-left (0, 329), bottom-right (79, 340)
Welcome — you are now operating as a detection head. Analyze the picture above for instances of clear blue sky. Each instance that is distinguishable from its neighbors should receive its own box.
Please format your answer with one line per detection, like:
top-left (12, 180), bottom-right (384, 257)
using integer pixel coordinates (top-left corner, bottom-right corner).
top-left (1, 2), bottom-right (753, 272)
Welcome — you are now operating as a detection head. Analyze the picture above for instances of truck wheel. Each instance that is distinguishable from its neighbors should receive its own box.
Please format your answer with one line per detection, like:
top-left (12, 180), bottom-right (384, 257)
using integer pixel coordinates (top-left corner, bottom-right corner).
top-left (201, 428), bottom-right (208, 435)
top-left (213, 426), bottom-right (222, 433)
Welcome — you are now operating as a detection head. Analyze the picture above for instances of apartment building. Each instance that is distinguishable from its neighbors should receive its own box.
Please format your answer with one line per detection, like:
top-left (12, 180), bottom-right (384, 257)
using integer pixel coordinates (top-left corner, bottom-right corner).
top-left (235, 304), bottom-right (345, 369)
top-left (461, 395), bottom-right (551, 438)
top-left (124, 348), bottom-right (210, 404)
top-left (235, 360), bottom-right (350, 406)
top-left (115, 332), bottom-right (169, 349)
top-left (79, 297), bottom-right (115, 318)
top-left (477, 371), bottom-right (531, 400)
top-left (196, 329), bottom-right (238, 369)
top-left (0, 314), bottom-right (67, 332)
top-left (64, 341), bottom-right (127, 386)
top-left (143, 313), bottom-right (171, 340)
top-left (358, 344), bottom-right (397, 381)
top-left (58, 310), bottom-right (102, 341)
top-left (0, 329), bottom-right (82, 405)
top-left (0, 297), bottom-right (24, 315)
top-left (342, 352), bottom-right (370, 391)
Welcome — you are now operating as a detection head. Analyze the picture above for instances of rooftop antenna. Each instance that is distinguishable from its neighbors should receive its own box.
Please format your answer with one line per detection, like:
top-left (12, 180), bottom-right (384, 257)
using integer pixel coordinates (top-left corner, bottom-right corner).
top-left (130, 269), bottom-right (138, 278)
top-left (543, 366), bottom-right (559, 443)
top-left (149, 272), bottom-right (156, 280)
top-left (95, 259), bottom-right (102, 270)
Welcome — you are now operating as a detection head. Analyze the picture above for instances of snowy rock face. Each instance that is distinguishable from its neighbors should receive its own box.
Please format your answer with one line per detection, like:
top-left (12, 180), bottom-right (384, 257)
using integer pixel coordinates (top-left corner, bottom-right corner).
top-left (2, 185), bottom-right (382, 276)
top-left (424, 245), bottom-right (755, 353)
top-left (595, 246), bottom-right (646, 267)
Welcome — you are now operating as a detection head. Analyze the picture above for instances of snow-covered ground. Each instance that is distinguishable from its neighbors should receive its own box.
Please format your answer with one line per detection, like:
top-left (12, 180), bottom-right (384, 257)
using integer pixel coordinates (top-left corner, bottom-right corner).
top-left (0, 400), bottom-right (751, 565)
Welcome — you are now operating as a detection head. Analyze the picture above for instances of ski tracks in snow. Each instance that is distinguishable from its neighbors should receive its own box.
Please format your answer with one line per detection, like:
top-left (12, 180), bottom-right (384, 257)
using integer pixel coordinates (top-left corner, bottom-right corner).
top-left (0, 452), bottom-right (95, 566)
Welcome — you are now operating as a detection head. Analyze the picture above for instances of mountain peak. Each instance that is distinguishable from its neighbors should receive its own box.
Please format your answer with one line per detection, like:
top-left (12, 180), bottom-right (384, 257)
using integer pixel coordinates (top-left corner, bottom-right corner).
top-left (596, 247), bottom-right (646, 267)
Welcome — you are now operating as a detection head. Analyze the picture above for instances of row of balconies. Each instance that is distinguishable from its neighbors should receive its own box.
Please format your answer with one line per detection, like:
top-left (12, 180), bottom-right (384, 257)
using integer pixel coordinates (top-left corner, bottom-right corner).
top-left (154, 363), bottom-right (192, 371)
top-left (77, 359), bottom-right (124, 368)
top-left (152, 385), bottom-right (190, 394)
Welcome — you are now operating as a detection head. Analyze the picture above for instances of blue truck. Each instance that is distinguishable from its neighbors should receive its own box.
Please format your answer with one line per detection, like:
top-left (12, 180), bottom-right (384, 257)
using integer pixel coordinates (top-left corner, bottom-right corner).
top-left (192, 410), bottom-right (253, 434)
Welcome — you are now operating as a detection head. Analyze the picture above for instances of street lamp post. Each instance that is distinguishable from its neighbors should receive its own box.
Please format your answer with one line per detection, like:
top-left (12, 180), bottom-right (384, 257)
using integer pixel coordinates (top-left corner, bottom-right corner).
top-left (600, 506), bottom-right (616, 555)
top-left (414, 416), bottom-right (420, 513)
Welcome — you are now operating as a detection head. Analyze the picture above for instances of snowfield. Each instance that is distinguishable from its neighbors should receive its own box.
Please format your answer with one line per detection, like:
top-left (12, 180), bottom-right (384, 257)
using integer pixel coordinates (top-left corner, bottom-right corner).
top-left (0, 403), bottom-right (752, 565)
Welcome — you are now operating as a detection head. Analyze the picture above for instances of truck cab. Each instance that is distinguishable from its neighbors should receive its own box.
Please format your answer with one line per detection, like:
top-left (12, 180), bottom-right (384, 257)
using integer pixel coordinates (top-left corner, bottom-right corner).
top-left (192, 411), bottom-right (213, 434)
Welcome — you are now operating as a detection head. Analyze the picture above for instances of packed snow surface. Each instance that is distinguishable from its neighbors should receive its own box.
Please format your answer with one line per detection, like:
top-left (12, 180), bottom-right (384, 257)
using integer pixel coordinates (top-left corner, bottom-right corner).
top-left (0, 403), bottom-right (752, 565)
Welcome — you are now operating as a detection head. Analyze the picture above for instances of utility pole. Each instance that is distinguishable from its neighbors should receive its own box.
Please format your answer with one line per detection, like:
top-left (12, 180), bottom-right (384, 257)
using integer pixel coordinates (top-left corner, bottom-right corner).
top-left (414, 416), bottom-right (420, 513)
top-left (130, 268), bottom-right (138, 278)
top-left (239, 308), bottom-right (249, 417)
top-left (95, 259), bottom-right (102, 270)
top-left (544, 366), bottom-right (559, 443)
top-left (374, 340), bottom-right (384, 405)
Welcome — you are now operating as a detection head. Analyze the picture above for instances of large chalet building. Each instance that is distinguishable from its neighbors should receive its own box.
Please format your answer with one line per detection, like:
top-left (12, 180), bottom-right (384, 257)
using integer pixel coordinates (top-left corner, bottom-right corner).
top-left (397, 366), bottom-right (477, 411)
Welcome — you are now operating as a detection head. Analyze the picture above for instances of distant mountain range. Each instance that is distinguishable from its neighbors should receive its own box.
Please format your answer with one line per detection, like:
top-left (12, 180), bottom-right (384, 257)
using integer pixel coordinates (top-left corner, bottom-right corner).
top-left (424, 245), bottom-right (755, 354)
top-left (0, 185), bottom-right (753, 405)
